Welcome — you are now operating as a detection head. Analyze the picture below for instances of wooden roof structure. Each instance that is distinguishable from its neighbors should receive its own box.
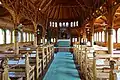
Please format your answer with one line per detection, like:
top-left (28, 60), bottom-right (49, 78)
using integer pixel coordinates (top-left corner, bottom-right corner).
top-left (0, 0), bottom-right (120, 37)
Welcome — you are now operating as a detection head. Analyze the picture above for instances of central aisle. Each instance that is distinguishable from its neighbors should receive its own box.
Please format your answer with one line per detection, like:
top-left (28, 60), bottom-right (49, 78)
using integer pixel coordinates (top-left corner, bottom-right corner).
top-left (43, 52), bottom-right (81, 80)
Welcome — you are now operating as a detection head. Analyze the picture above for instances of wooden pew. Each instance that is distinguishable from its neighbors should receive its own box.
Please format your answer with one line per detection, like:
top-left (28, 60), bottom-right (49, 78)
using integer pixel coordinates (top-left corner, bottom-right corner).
top-left (0, 53), bottom-right (35, 80)
top-left (19, 46), bottom-right (42, 80)
top-left (74, 45), bottom-right (120, 80)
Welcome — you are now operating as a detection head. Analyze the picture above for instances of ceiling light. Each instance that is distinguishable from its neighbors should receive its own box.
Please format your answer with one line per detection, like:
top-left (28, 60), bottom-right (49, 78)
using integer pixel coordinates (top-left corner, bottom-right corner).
top-left (39, 8), bottom-right (41, 10)
top-left (0, 2), bottom-right (2, 4)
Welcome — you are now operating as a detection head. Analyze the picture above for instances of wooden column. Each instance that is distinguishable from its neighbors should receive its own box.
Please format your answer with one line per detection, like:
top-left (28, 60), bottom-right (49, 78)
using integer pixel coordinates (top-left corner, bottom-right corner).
top-left (108, 28), bottom-right (113, 54)
top-left (90, 20), bottom-right (95, 47)
top-left (33, 22), bottom-right (37, 47)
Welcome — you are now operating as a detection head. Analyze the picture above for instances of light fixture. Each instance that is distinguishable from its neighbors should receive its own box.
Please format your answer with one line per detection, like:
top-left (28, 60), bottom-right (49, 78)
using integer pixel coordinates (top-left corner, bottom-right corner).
top-left (39, 8), bottom-right (41, 11)
top-left (0, 2), bottom-right (2, 4)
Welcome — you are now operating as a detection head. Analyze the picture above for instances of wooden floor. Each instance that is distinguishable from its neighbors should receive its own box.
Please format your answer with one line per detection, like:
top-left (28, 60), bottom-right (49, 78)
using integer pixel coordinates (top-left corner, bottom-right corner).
top-left (43, 52), bottom-right (80, 80)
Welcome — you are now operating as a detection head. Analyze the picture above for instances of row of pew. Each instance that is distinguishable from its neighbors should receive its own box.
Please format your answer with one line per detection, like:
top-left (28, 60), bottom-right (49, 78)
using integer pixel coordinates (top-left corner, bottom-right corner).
top-left (0, 43), bottom-right (54, 80)
top-left (73, 44), bottom-right (120, 80)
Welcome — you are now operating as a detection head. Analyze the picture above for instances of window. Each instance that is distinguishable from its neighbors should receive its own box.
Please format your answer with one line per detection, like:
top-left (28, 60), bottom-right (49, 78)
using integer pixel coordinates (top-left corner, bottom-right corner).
top-left (18, 31), bottom-right (21, 42)
top-left (55, 22), bottom-right (57, 27)
top-left (6, 29), bottom-right (11, 44)
top-left (66, 22), bottom-right (69, 27)
top-left (96, 32), bottom-right (99, 41)
top-left (52, 22), bottom-right (54, 27)
top-left (76, 21), bottom-right (78, 26)
top-left (54, 38), bottom-right (56, 42)
top-left (59, 22), bottom-right (62, 27)
top-left (27, 33), bottom-right (29, 42)
top-left (0, 29), bottom-right (4, 44)
top-left (32, 34), bottom-right (34, 41)
top-left (102, 31), bottom-right (105, 42)
top-left (23, 32), bottom-right (26, 42)
top-left (99, 32), bottom-right (101, 42)
top-left (75, 38), bottom-right (77, 42)
top-left (118, 28), bottom-right (120, 43)
top-left (51, 38), bottom-right (53, 42)
top-left (12, 31), bottom-right (15, 43)
top-left (45, 39), bottom-right (47, 43)
top-left (30, 33), bottom-right (32, 41)
top-left (63, 22), bottom-right (65, 27)
top-left (72, 38), bottom-right (75, 42)
top-left (113, 29), bottom-right (116, 43)
top-left (74, 21), bottom-right (76, 27)
top-left (71, 22), bottom-right (73, 27)
top-left (50, 22), bottom-right (52, 27)
top-left (94, 33), bottom-right (96, 41)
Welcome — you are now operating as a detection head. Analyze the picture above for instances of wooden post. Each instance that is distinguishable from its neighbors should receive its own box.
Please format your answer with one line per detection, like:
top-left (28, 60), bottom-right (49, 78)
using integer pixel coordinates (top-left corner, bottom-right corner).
top-left (25, 53), bottom-right (30, 80)
top-left (108, 28), bottom-right (113, 54)
top-left (90, 20), bottom-right (95, 47)
top-left (93, 52), bottom-right (96, 80)
top-left (14, 27), bottom-right (19, 54)
top-left (85, 48), bottom-right (87, 80)
top-left (2, 58), bottom-right (9, 80)
top-left (109, 60), bottom-right (116, 80)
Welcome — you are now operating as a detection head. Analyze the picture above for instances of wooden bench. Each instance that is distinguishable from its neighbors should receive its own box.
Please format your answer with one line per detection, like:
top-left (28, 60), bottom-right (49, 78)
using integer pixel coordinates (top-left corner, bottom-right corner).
top-left (0, 53), bottom-right (35, 80)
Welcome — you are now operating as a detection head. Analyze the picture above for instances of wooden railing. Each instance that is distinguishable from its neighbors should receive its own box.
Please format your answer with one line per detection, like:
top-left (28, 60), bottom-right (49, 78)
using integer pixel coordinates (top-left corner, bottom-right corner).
top-left (73, 44), bottom-right (120, 80)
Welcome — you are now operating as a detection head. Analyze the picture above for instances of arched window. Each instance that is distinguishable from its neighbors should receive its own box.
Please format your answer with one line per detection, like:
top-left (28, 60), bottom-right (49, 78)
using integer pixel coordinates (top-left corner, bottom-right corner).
top-left (0, 29), bottom-right (4, 44)
top-left (99, 32), bottom-right (101, 42)
top-left (102, 31), bottom-right (105, 42)
top-left (23, 32), bottom-right (26, 42)
top-left (50, 22), bottom-right (52, 27)
top-left (113, 29), bottom-right (116, 43)
top-left (6, 29), bottom-right (11, 44)
top-left (118, 28), bottom-right (120, 43)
